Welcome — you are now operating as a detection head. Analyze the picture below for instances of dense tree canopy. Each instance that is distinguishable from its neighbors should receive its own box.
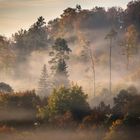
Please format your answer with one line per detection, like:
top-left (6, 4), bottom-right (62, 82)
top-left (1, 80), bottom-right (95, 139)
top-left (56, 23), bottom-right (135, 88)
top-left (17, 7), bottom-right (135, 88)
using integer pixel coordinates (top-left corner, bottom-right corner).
top-left (13, 16), bottom-right (48, 62)
top-left (0, 36), bottom-right (15, 75)
top-left (38, 85), bottom-right (90, 120)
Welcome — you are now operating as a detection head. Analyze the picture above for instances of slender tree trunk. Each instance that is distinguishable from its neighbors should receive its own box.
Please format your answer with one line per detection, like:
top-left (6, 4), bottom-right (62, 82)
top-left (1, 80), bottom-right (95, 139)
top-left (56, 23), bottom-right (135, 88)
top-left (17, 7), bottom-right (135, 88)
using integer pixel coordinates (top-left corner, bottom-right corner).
top-left (126, 53), bottom-right (129, 70)
top-left (109, 38), bottom-right (112, 95)
top-left (78, 32), bottom-right (96, 97)
top-left (126, 47), bottom-right (130, 70)
top-left (105, 28), bottom-right (117, 95)
top-left (88, 47), bottom-right (96, 97)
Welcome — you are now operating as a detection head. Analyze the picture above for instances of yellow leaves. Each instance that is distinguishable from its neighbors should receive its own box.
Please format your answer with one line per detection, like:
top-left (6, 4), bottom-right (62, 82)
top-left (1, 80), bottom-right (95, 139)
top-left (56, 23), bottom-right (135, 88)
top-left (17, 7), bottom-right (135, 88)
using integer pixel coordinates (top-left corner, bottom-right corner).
top-left (124, 24), bottom-right (138, 52)
top-left (40, 85), bottom-right (89, 120)
top-left (37, 107), bottom-right (46, 120)
top-left (122, 24), bottom-right (139, 69)
top-left (126, 25), bottom-right (138, 39)
top-left (0, 42), bottom-right (16, 72)
top-left (109, 119), bottom-right (123, 131)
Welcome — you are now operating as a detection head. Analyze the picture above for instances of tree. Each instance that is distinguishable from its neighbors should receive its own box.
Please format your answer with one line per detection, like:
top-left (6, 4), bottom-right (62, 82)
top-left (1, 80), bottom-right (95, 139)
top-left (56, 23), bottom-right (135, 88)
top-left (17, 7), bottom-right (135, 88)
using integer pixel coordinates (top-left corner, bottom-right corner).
top-left (0, 90), bottom-right (41, 123)
top-left (0, 82), bottom-right (13, 93)
top-left (28, 16), bottom-right (48, 50)
top-left (121, 24), bottom-right (138, 69)
top-left (53, 59), bottom-right (69, 87)
top-left (37, 85), bottom-right (90, 121)
top-left (107, 7), bottom-right (124, 29)
top-left (123, 95), bottom-right (140, 126)
top-left (60, 7), bottom-right (77, 35)
top-left (125, 0), bottom-right (140, 30)
top-left (12, 17), bottom-right (48, 78)
top-left (78, 32), bottom-right (96, 97)
top-left (112, 89), bottom-right (136, 116)
top-left (82, 101), bottom-right (111, 128)
top-left (49, 38), bottom-right (71, 87)
top-left (38, 64), bottom-right (51, 97)
top-left (76, 4), bottom-right (82, 12)
top-left (48, 18), bottom-right (60, 39)
top-left (13, 16), bottom-right (48, 61)
top-left (105, 28), bottom-right (117, 94)
top-left (0, 35), bottom-right (15, 77)
top-left (124, 95), bottom-right (140, 116)
top-left (12, 29), bottom-right (28, 62)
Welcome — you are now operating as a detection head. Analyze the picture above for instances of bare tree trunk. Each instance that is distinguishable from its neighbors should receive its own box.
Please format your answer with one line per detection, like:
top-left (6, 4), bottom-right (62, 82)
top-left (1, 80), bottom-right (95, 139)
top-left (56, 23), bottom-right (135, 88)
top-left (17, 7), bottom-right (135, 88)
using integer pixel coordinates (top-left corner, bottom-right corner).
top-left (109, 38), bottom-right (112, 95)
top-left (126, 53), bottom-right (129, 70)
top-left (78, 32), bottom-right (96, 98)
top-left (88, 46), bottom-right (96, 97)
top-left (105, 28), bottom-right (117, 95)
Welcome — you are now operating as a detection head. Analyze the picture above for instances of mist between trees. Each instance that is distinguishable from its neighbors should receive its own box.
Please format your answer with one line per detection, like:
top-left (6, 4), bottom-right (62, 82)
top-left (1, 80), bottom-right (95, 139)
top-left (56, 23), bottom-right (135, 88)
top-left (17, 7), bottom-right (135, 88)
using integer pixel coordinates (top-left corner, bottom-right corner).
top-left (0, 0), bottom-right (140, 139)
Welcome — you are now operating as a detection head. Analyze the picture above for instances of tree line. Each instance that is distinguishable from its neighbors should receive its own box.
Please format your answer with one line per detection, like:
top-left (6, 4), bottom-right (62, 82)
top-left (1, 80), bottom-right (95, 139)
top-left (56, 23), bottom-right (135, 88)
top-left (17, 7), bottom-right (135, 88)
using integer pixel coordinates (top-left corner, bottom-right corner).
top-left (0, 0), bottom-right (140, 96)
top-left (0, 85), bottom-right (140, 140)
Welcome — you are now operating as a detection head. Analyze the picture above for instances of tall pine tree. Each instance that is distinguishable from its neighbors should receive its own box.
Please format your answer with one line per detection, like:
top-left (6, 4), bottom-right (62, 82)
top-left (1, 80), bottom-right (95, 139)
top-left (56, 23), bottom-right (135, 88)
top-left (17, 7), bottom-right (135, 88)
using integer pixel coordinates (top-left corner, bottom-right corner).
top-left (49, 38), bottom-right (71, 87)
top-left (54, 59), bottom-right (69, 87)
top-left (38, 64), bottom-right (51, 97)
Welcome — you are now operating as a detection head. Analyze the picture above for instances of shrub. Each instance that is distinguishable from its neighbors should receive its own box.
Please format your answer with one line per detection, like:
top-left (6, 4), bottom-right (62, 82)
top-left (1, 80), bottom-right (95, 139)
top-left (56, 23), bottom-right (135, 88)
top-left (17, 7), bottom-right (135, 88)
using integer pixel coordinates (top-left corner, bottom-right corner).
top-left (37, 85), bottom-right (90, 122)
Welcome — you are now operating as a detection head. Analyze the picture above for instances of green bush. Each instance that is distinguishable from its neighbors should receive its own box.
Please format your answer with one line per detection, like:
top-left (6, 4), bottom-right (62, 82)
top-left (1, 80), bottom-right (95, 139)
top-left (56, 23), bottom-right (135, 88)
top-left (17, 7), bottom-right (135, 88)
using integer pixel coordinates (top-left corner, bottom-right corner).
top-left (37, 85), bottom-right (90, 121)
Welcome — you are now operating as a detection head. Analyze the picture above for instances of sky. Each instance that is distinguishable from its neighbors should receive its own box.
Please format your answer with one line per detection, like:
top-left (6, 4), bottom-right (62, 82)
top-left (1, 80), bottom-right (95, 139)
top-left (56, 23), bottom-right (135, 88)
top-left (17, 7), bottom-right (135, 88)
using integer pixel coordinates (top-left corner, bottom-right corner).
top-left (0, 0), bottom-right (131, 37)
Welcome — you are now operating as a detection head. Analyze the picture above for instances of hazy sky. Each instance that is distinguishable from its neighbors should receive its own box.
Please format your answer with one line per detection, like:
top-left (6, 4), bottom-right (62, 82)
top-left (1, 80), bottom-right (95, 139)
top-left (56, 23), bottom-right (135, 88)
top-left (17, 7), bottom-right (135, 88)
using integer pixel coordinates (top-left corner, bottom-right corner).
top-left (0, 0), bottom-right (130, 37)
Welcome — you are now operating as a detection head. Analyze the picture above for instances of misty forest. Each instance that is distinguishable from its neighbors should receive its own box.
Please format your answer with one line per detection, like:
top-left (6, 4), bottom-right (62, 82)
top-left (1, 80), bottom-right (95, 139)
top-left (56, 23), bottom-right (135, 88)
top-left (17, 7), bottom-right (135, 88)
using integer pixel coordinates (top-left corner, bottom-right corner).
top-left (0, 0), bottom-right (140, 140)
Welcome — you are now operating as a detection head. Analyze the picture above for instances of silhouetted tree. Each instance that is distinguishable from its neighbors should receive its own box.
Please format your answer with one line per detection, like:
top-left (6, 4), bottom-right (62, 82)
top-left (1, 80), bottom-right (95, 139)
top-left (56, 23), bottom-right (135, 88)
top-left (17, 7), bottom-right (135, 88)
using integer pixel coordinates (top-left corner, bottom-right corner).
top-left (49, 38), bottom-right (71, 87)
top-left (107, 7), bottom-right (124, 29)
top-left (125, 0), bottom-right (140, 30)
top-left (76, 4), bottom-right (82, 12)
top-left (13, 16), bottom-right (48, 61)
top-left (12, 29), bottom-right (28, 62)
top-left (0, 82), bottom-right (13, 93)
top-left (112, 89), bottom-right (136, 116)
top-left (28, 16), bottom-right (48, 50)
top-left (0, 35), bottom-right (15, 77)
top-left (82, 101), bottom-right (111, 128)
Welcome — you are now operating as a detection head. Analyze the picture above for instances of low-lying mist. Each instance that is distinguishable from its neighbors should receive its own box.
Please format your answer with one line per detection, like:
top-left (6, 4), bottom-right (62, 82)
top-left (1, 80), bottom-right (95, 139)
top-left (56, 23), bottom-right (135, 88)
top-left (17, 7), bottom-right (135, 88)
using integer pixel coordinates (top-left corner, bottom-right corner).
top-left (0, 129), bottom-right (105, 140)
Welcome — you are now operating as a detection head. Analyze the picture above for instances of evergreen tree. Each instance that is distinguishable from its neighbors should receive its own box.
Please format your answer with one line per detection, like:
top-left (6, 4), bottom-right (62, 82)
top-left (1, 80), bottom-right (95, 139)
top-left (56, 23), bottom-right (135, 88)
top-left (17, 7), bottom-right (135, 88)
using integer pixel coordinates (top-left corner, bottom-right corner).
top-left (38, 64), bottom-right (51, 97)
top-left (53, 59), bottom-right (69, 87)
top-left (49, 38), bottom-right (71, 87)
top-left (12, 17), bottom-right (48, 77)
top-left (0, 35), bottom-right (15, 78)
top-left (13, 16), bottom-right (48, 61)
top-left (28, 16), bottom-right (48, 50)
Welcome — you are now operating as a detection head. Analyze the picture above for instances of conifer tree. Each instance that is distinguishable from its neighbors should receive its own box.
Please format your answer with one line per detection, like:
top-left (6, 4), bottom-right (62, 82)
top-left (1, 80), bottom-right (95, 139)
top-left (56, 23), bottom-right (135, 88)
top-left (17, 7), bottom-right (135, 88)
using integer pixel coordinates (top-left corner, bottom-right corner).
top-left (38, 64), bottom-right (51, 97)
top-left (54, 59), bottom-right (69, 87)
top-left (49, 38), bottom-right (71, 87)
